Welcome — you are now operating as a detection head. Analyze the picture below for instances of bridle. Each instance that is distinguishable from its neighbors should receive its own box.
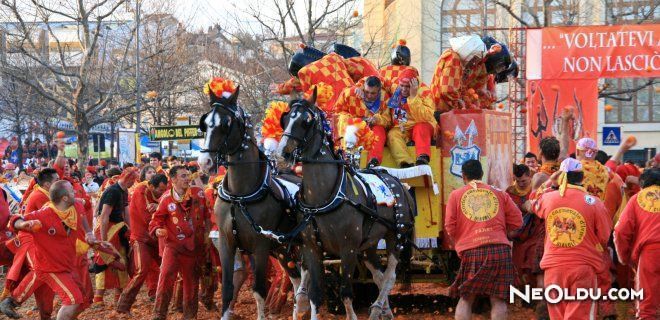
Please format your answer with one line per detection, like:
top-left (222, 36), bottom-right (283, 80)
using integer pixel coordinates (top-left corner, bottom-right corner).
top-left (282, 102), bottom-right (344, 165)
top-left (200, 102), bottom-right (261, 167)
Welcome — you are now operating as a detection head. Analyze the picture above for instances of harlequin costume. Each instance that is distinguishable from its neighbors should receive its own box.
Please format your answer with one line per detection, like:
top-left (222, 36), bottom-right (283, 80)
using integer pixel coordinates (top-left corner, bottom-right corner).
top-left (379, 39), bottom-right (419, 95)
top-left (533, 158), bottom-right (612, 320)
top-left (445, 180), bottom-right (523, 299)
top-left (115, 181), bottom-right (162, 313)
top-left (334, 79), bottom-right (391, 162)
top-left (149, 186), bottom-right (209, 320)
top-left (328, 43), bottom-right (379, 83)
top-left (614, 184), bottom-right (660, 320)
top-left (385, 69), bottom-right (437, 166)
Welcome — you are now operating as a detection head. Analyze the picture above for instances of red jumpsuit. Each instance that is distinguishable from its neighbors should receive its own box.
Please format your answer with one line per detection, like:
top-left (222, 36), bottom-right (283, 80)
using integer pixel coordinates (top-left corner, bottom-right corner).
top-left (4, 185), bottom-right (49, 295)
top-left (534, 186), bottom-right (612, 320)
top-left (506, 184), bottom-right (537, 285)
top-left (0, 189), bottom-right (13, 266)
top-left (116, 182), bottom-right (161, 313)
top-left (149, 187), bottom-right (208, 320)
top-left (613, 185), bottom-right (660, 320)
top-left (9, 203), bottom-right (89, 314)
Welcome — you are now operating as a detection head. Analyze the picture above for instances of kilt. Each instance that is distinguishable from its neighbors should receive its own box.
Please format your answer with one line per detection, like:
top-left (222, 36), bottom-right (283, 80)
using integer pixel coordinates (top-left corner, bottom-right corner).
top-left (449, 244), bottom-right (514, 300)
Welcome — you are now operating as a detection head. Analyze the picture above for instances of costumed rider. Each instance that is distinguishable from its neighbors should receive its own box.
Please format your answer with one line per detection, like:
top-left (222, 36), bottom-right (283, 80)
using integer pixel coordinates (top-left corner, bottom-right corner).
top-left (379, 39), bottom-right (418, 95)
top-left (328, 43), bottom-right (379, 83)
top-left (386, 69), bottom-right (436, 167)
top-left (334, 75), bottom-right (390, 166)
top-left (270, 45), bottom-right (325, 97)
top-left (430, 35), bottom-right (513, 111)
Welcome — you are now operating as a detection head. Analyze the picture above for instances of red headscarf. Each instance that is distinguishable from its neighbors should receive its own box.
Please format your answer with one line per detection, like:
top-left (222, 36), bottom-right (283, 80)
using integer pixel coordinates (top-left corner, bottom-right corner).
top-left (398, 68), bottom-right (418, 85)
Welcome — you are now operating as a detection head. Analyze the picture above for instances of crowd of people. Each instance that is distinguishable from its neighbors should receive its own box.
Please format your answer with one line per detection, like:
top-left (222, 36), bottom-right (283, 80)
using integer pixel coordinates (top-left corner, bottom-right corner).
top-left (0, 139), bottom-right (233, 320)
top-left (446, 132), bottom-right (660, 320)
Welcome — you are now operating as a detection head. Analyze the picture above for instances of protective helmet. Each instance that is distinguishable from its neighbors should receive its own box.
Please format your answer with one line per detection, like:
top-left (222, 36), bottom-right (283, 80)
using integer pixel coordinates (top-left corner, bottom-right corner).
top-left (288, 45), bottom-right (325, 77)
top-left (494, 60), bottom-right (518, 83)
top-left (391, 39), bottom-right (411, 66)
top-left (482, 36), bottom-right (512, 75)
top-left (328, 43), bottom-right (361, 58)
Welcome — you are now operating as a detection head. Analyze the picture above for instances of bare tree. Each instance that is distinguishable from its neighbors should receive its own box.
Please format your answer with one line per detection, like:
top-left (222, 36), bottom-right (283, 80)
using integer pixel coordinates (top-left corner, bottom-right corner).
top-left (0, 0), bottom-right (139, 165)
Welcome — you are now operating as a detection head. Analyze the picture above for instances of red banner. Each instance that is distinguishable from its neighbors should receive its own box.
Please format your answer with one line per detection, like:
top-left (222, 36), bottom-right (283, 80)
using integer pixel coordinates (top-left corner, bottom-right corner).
top-left (536, 25), bottom-right (660, 79)
top-left (526, 79), bottom-right (598, 156)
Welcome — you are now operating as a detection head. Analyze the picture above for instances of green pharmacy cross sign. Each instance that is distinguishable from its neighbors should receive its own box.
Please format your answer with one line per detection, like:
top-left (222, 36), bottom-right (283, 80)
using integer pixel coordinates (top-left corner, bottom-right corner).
top-left (148, 125), bottom-right (204, 141)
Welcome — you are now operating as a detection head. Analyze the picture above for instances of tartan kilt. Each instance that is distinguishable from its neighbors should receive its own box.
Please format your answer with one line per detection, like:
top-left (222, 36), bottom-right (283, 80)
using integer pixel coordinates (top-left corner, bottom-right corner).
top-left (449, 244), bottom-right (515, 299)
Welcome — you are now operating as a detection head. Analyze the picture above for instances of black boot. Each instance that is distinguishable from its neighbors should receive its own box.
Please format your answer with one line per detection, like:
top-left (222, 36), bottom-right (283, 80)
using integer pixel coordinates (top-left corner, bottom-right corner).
top-left (368, 158), bottom-right (380, 168)
top-left (0, 297), bottom-right (21, 319)
top-left (415, 154), bottom-right (430, 165)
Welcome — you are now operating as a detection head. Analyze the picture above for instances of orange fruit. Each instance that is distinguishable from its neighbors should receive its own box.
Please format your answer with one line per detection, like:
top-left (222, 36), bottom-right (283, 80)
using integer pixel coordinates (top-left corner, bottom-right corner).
top-left (287, 261), bottom-right (296, 269)
top-left (520, 108), bottom-right (528, 114)
top-left (467, 88), bottom-right (476, 95)
top-left (604, 104), bottom-right (613, 112)
top-left (626, 136), bottom-right (637, 145)
top-left (497, 103), bottom-right (504, 109)
top-left (56, 131), bottom-right (65, 138)
top-left (646, 66), bottom-right (652, 72)
top-left (352, 10), bottom-right (359, 17)
top-left (472, 94), bottom-right (479, 100)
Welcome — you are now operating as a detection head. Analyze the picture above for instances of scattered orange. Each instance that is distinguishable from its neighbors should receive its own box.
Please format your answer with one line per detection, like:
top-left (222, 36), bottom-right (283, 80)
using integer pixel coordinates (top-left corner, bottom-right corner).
top-left (604, 104), bottom-right (613, 112)
top-left (497, 103), bottom-right (504, 109)
top-left (646, 66), bottom-right (652, 72)
top-left (626, 136), bottom-right (637, 145)
top-left (352, 10), bottom-right (359, 17)
top-left (287, 261), bottom-right (296, 269)
top-left (56, 131), bottom-right (65, 138)
top-left (520, 108), bottom-right (528, 114)
top-left (467, 88), bottom-right (476, 95)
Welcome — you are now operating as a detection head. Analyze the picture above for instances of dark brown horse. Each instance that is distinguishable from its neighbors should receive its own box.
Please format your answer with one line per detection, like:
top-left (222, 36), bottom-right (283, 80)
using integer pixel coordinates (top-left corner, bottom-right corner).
top-left (198, 87), bottom-right (307, 320)
top-left (277, 93), bottom-right (415, 320)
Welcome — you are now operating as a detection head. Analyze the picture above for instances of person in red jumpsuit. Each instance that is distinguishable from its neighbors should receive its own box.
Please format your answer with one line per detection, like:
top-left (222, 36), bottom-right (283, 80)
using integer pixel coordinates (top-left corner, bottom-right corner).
top-left (0, 187), bottom-right (12, 268)
top-left (614, 168), bottom-right (660, 320)
top-left (115, 173), bottom-right (169, 314)
top-left (2, 168), bottom-right (59, 304)
top-left (445, 160), bottom-right (523, 320)
top-left (533, 158), bottom-right (612, 320)
top-left (149, 165), bottom-right (210, 320)
top-left (0, 180), bottom-right (98, 320)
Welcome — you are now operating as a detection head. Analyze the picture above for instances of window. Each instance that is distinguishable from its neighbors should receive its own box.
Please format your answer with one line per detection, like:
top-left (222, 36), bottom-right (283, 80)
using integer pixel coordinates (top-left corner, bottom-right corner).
top-left (604, 78), bottom-right (659, 123)
top-left (440, 0), bottom-right (496, 50)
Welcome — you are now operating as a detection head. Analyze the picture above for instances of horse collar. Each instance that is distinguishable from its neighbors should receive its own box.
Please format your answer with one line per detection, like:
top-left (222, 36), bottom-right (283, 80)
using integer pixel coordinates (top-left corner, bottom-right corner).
top-left (296, 165), bottom-right (348, 215)
top-left (218, 161), bottom-right (271, 204)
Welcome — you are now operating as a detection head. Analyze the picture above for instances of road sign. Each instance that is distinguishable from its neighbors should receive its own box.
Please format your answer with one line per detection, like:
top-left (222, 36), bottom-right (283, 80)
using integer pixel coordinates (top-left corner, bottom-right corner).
top-left (602, 126), bottom-right (621, 146)
top-left (148, 125), bottom-right (203, 141)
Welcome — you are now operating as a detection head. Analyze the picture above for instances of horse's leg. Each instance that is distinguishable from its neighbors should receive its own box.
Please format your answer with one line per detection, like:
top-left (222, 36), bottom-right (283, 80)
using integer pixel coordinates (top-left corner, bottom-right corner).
top-left (219, 238), bottom-right (237, 320)
top-left (340, 249), bottom-right (359, 320)
top-left (369, 249), bottom-right (399, 320)
top-left (364, 248), bottom-right (392, 318)
top-left (251, 247), bottom-right (269, 320)
top-left (293, 265), bottom-right (311, 320)
top-left (301, 245), bottom-right (322, 320)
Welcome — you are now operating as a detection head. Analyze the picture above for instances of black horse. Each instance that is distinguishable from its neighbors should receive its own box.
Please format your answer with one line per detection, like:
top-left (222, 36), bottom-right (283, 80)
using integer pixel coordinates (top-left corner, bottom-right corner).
top-left (277, 91), bottom-right (416, 320)
top-left (198, 87), bottom-right (308, 320)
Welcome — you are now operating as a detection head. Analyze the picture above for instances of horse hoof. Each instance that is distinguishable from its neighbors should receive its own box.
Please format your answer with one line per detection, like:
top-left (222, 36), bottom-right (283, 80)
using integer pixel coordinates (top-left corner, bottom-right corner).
top-left (381, 307), bottom-right (394, 320)
top-left (368, 304), bottom-right (383, 320)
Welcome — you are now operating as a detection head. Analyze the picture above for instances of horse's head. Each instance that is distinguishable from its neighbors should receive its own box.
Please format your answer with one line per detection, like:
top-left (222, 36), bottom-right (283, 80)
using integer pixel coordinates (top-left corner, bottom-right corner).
top-left (277, 88), bottom-right (323, 161)
top-left (198, 85), bottom-right (250, 172)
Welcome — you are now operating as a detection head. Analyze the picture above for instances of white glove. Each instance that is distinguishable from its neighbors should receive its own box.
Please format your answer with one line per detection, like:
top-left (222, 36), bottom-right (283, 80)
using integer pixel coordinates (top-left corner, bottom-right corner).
top-left (263, 137), bottom-right (279, 155)
top-left (344, 125), bottom-right (358, 149)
